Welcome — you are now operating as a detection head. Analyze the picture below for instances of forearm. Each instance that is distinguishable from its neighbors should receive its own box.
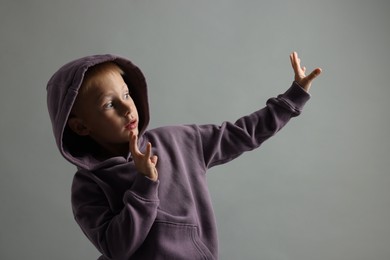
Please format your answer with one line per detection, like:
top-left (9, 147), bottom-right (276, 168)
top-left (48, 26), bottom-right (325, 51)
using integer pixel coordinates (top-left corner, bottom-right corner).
top-left (73, 174), bottom-right (159, 259)
top-left (200, 82), bottom-right (310, 168)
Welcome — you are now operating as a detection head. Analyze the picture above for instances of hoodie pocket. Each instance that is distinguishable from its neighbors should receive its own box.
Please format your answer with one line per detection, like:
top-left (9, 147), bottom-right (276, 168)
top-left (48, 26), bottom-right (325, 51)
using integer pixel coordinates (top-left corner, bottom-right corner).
top-left (133, 221), bottom-right (215, 260)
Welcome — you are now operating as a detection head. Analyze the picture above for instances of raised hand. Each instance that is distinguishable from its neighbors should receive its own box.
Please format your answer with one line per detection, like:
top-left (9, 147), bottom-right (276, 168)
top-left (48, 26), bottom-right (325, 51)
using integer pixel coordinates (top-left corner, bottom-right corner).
top-left (129, 131), bottom-right (158, 181)
top-left (290, 52), bottom-right (322, 92)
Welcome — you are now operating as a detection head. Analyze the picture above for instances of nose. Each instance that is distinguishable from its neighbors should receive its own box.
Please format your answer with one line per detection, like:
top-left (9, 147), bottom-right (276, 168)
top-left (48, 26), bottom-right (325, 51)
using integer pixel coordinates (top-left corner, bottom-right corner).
top-left (120, 100), bottom-right (132, 117)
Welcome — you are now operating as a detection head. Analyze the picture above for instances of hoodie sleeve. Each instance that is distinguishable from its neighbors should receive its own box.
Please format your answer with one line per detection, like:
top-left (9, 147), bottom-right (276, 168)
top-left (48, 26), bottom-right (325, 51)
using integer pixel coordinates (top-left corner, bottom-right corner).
top-left (71, 171), bottom-right (160, 259)
top-left (198, 82), bottom-right (310, 168)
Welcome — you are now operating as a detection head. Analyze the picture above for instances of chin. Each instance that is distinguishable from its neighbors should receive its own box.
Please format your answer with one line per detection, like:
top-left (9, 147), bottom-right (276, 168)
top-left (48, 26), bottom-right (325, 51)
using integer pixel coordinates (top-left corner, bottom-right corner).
top-left (132, 129), bottom-right (139, 135)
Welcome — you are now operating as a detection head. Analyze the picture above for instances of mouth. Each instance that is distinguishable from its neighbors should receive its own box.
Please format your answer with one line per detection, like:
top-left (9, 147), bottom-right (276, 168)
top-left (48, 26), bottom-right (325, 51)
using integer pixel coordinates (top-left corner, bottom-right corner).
top-left (125, 119), bottom-right (138, 130)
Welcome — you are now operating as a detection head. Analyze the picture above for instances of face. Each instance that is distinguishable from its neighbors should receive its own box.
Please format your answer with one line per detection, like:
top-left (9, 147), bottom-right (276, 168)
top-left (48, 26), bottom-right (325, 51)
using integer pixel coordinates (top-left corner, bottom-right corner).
top-left (71, 70), bottom-right (139, 155)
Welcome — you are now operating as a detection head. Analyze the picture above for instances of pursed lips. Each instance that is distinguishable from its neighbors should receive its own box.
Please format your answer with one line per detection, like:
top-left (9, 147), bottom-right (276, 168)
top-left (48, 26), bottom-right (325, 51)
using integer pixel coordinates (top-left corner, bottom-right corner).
top-left (125, 119), bottom-right (138, 130)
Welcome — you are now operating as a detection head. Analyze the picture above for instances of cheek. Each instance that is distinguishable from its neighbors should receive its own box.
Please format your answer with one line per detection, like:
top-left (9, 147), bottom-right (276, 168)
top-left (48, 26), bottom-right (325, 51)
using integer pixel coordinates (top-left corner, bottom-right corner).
top-left (134, 107), bottom-right (139, 118)
top-left (102, 115), bottom-right (122, 127)
top-left (88, 113), bottom-right (119, 130)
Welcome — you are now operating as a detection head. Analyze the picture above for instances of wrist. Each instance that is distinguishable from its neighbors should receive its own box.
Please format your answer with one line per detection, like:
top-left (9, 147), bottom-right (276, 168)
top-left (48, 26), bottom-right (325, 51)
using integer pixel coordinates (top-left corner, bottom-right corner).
top-left (144, 169), bottom-right (158, 182)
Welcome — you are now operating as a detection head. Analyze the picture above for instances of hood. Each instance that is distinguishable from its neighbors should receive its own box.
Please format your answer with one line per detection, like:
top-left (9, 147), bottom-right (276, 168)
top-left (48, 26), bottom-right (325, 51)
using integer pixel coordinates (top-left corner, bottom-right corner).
top-left (47, 54), bottom-right (150, 170)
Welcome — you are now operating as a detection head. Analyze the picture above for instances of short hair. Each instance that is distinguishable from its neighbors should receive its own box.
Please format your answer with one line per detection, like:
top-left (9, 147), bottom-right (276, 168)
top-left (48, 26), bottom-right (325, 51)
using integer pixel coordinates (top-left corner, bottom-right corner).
top-left (71, 62), bottom-right (124, 115)
top-left (80, 61), bottom-right (124, 97)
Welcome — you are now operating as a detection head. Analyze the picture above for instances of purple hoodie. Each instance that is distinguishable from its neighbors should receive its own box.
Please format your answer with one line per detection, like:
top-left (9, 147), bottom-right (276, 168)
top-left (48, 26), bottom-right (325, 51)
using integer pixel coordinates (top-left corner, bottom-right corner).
top-left (47, 54), bottom-right (310, 260)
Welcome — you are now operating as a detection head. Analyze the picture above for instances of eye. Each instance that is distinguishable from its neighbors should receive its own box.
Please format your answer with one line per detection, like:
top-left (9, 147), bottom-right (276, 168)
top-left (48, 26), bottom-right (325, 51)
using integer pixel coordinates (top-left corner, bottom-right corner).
top-left (103, 101), bottom-right (114, 109)
top-left (124, 92), bottom-right (131, 99)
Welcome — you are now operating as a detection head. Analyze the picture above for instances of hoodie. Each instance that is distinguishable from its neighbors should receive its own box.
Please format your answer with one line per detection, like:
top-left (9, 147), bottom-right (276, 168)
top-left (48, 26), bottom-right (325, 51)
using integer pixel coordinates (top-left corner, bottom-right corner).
top-left (47, 54), bottom-right (310, 260)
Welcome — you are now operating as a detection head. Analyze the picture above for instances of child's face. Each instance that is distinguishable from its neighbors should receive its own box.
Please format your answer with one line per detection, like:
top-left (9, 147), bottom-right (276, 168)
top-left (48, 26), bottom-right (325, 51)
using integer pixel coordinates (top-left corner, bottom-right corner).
top-left (72, 70), bottom-right (139, 154)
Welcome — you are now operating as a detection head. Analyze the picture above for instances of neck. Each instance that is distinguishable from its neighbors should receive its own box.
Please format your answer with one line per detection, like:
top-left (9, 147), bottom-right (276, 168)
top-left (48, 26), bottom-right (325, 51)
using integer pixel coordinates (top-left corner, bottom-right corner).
top-left (95, 142), bottom-right (130, 160)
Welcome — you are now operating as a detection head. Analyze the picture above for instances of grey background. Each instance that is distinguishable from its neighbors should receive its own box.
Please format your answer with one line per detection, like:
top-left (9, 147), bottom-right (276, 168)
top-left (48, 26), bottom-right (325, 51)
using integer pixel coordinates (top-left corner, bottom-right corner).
top-left (1, 0), bottom-right (389, 259)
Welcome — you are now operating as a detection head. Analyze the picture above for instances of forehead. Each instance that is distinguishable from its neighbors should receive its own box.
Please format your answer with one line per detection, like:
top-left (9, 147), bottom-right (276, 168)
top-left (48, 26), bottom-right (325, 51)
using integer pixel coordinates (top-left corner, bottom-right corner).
top-left (81, 70), bottom-right (127, 98)
top-left (72, 72), bottom-right (128, 116)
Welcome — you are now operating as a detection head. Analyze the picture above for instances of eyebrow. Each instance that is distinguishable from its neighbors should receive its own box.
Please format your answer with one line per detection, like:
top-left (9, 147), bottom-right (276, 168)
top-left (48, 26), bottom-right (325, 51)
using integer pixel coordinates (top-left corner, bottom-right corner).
top-left (121, 84), bottom-right (129, 91)
top-left (95, 84), bottom-right (128, 102)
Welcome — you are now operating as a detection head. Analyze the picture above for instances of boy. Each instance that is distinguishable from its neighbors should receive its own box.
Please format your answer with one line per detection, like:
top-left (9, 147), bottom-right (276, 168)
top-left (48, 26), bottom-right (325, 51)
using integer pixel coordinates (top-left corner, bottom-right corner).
top-left (47, 52), bottom-right (321, 259)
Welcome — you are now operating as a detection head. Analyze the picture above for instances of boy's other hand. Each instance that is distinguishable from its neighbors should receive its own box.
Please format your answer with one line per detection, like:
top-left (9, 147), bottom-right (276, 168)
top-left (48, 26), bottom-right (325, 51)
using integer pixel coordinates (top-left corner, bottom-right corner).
top-left (290, 51), bottom-right (322, 92)
top-left (129, 131), bottom-right (159, 181)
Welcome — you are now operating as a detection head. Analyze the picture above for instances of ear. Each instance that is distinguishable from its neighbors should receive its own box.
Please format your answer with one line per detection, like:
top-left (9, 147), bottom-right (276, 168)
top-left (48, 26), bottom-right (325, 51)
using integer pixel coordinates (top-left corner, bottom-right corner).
top-left (67, 117), bottom-right (90, 136)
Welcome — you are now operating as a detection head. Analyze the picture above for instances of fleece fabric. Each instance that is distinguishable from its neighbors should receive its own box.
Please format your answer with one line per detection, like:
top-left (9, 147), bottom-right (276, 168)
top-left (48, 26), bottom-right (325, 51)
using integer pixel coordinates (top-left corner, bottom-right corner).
top-left (47, 54), bottom-right (310, 260)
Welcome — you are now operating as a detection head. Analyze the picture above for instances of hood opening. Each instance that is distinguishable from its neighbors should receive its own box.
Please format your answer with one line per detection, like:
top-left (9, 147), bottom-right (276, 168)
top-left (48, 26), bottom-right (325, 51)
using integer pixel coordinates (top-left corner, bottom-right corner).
top-left (47, 54), bottom-right (150, 171)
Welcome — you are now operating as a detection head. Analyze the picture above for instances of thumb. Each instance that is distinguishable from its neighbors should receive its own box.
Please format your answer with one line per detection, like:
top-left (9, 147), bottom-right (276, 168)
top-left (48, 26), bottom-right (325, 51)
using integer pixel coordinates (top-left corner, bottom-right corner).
top-left (151, 155), bottom-right (158, 165)
top-left (306, 68), bottom-right (322, 82)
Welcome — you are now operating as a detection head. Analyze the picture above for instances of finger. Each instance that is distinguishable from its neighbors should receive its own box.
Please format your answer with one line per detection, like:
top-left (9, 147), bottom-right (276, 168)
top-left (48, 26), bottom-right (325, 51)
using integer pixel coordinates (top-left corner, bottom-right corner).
top-left (290, 52), bottom-right (294, 67)
top-left (151, 155), bottom-right (158, 165)
top-left (129, 132), bottom-right (141, 156)
top-left (290, 52), bottom-right (297, 68)
top-left (302, 66), bottom-right (307, 75)
top-left (290, 52), bottom-right (301, 74)
top-left (306, 68), bottom-right (322, 82)
top-left (145, 142), bottom-right (152, 158)
top-left (294, 52), bottom-right (300, 66)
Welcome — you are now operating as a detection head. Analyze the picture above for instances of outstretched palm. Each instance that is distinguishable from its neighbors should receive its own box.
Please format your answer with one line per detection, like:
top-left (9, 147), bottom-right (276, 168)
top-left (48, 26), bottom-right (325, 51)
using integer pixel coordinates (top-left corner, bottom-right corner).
top-left (290, 52), bottom-right (322, 92)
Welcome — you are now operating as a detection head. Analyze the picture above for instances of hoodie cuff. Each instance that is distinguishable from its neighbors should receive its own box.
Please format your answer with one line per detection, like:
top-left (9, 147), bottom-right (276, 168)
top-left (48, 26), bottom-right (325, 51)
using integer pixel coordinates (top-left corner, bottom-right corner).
top-left (128, 174), bottom-right (159, 201)
top-left (280, 81), bottom-right (311, 111)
